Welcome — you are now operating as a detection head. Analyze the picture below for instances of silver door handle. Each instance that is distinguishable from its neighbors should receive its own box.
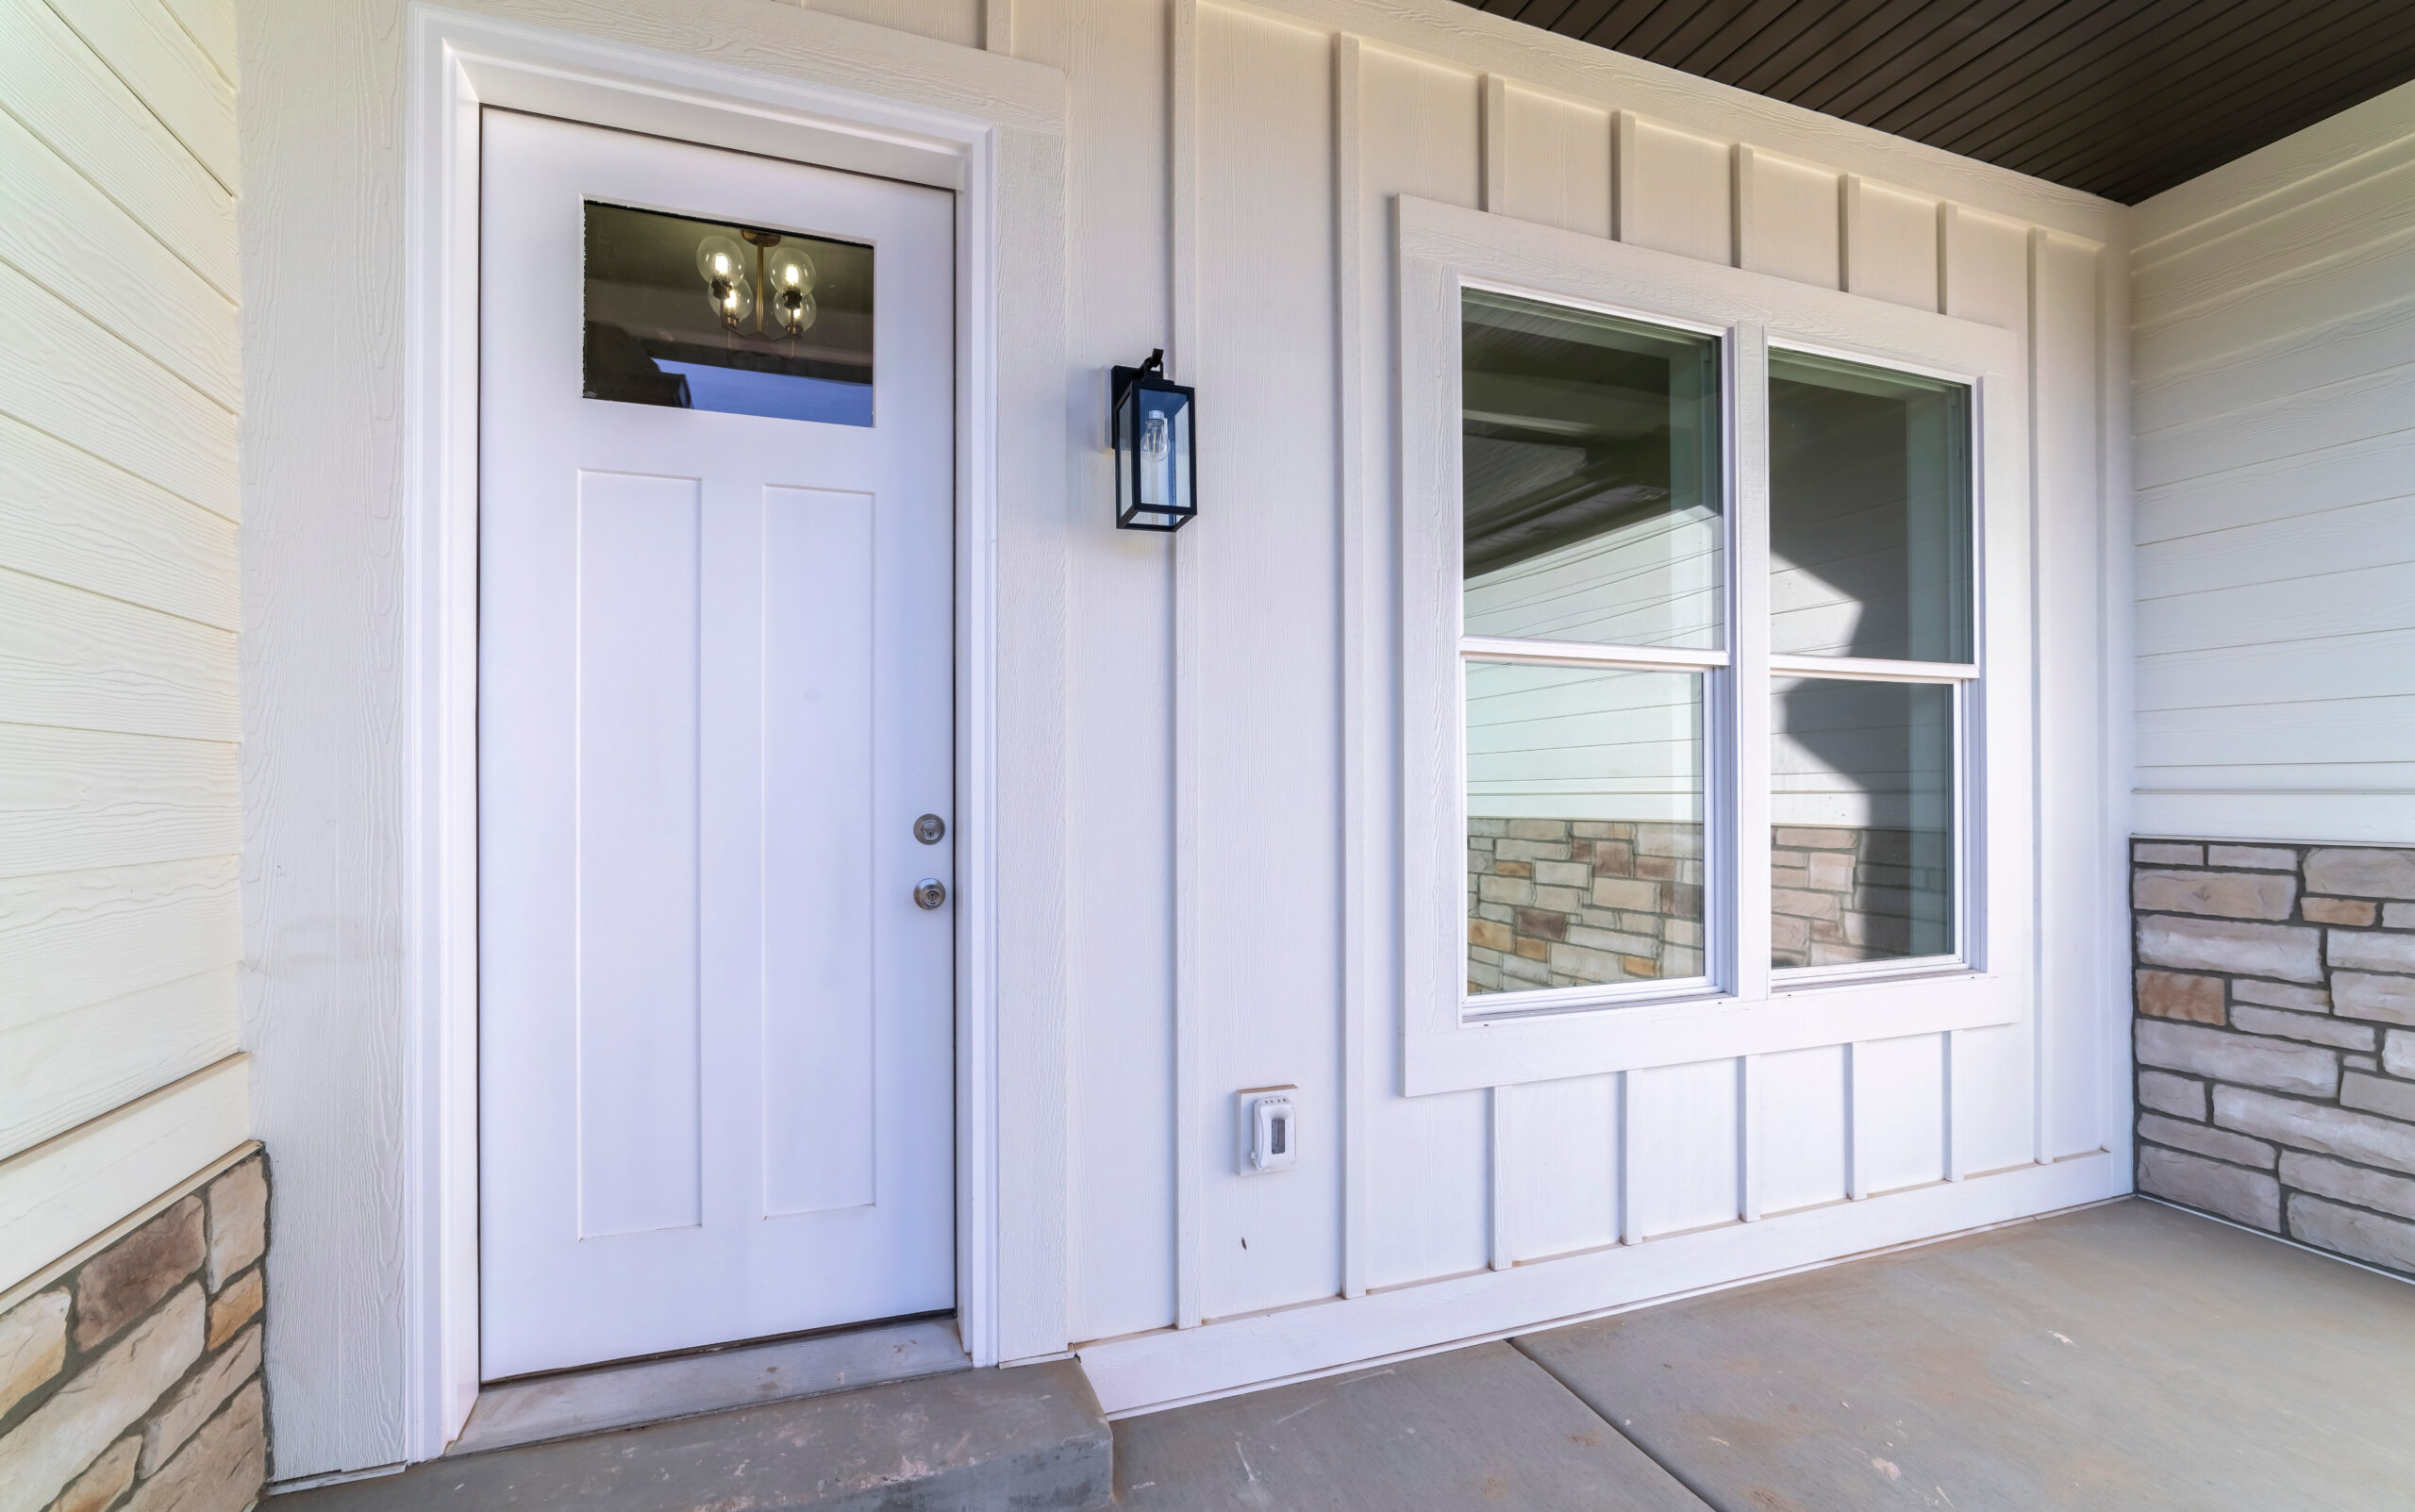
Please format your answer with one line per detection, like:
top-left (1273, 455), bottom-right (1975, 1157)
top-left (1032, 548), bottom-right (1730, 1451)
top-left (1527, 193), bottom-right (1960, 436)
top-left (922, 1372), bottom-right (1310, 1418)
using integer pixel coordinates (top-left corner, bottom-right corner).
top-left (913, 878), bottom-right (947, 910)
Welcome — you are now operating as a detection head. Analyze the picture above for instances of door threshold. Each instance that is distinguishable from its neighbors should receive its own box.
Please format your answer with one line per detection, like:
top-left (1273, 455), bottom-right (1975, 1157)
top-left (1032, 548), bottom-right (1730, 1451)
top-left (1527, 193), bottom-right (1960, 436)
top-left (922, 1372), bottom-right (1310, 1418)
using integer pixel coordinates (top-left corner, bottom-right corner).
top-left (449, 1315), bottom-right (969, 1457)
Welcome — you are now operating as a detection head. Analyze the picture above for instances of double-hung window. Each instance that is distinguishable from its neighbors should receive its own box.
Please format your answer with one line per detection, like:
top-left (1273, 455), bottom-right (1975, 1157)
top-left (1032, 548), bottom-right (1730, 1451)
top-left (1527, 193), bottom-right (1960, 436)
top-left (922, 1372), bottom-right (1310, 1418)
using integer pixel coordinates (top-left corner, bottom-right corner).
top-left (1398, 198), bottom-right (2030, 1095)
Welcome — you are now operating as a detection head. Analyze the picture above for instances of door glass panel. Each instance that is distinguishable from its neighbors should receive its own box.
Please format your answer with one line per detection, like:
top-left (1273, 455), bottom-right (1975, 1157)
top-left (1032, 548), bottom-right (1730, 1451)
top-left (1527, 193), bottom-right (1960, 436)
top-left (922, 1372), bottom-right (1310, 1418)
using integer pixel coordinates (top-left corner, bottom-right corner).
top-left (1770, 676), bottom-right (1955, 969)
top-left (583, 201), bottom-right (874, 426)
top-left (1461, 291), bottom-right (1723, 650)
top-left (1466, 661), bottom-right (1707, 997)
top-left (1768, 351), bottom-right (1971, 662)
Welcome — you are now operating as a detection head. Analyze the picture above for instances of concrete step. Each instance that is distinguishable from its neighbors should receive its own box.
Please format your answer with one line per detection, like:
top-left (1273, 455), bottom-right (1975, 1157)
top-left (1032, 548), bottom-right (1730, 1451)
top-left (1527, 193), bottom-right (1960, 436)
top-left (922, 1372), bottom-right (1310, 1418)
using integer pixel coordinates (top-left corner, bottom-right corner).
top-left (276, 1359), bottom-right (1112, 1511)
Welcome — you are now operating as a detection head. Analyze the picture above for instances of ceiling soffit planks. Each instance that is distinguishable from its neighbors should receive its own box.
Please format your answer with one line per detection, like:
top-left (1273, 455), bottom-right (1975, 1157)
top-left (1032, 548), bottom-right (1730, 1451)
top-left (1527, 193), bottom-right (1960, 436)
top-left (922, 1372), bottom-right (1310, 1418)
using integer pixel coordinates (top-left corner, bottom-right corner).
top-left (1459, 0), bottom-right (2415, 203)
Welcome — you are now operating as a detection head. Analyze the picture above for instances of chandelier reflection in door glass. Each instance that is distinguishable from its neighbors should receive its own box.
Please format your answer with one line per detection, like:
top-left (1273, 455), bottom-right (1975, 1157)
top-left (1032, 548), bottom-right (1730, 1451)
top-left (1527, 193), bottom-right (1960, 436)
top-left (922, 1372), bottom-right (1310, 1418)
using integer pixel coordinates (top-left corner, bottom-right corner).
top-left (584, 201), bottom-right (873, 426)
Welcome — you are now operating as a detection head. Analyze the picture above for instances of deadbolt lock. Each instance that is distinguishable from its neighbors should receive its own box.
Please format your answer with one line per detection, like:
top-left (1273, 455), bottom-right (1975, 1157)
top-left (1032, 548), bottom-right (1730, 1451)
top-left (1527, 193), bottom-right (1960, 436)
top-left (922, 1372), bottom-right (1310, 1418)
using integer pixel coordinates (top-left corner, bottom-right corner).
top-left (914, 813), bottom-right (946, 844)
top-left (913, 878), bottom-right (948, 910)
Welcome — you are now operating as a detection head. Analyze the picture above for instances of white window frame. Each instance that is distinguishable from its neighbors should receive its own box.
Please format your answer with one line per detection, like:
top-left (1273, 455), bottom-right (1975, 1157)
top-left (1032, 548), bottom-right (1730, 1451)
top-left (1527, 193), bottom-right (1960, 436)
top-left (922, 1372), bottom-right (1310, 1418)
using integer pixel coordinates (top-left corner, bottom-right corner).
top-left (1398, 195), bottom-right (2032, 1097)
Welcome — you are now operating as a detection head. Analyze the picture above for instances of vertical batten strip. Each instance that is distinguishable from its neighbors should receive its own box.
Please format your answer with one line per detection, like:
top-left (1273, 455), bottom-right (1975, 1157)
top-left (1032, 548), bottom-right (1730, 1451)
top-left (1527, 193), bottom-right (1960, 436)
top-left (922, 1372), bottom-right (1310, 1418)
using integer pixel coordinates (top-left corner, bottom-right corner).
top-left (1169, 0), bottom-right (1204, 1330)
top-left (1610, 111), bottom-right (1634, 241)
top-left (1333, 30), bottom-right (1371, 1302)
top-left (1730, 144), bottom-right (1753, 271)
top-left (1739, 1055), bottom-right (1762, 1221)
top-left (1618, 1070), bottom-right (1641, 1244)
top-left (1490, 1089), bottom-right (1514, 1270)
top-left (1480, 74), bottom-right (1507, 214)
top-left (1945, 1029), bottom-right (1967, 1180)
top-left (2024, 226), bottom-right (2053, 1170)
top-left (1837, 173), bottom-right (1859, 295)
top-left (1478, 66), bottom-right (1511, 1277)
top-left (983, 0), bottom-right (1012, 53)
top-left (1934, 201), bottom-right (1956, 315)
top-left (2096, 236), bottom-right (2132, 1173)
top-left (1846, 1041), bottom-right (1869, 1201)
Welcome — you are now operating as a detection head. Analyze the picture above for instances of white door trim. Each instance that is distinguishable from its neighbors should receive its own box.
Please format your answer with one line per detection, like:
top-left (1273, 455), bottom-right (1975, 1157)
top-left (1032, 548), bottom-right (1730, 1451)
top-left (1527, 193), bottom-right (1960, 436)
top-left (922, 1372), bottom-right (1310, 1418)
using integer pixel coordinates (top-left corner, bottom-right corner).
top-left (400, 3), bottom-right (1070, 1460)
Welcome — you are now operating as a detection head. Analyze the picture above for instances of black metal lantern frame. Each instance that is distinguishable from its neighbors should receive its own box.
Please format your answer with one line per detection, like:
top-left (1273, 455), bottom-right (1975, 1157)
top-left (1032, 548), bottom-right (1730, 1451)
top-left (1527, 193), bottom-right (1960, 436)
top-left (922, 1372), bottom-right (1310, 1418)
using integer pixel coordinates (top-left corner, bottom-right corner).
top-left (1109, 349), bottom-right (1198, 532)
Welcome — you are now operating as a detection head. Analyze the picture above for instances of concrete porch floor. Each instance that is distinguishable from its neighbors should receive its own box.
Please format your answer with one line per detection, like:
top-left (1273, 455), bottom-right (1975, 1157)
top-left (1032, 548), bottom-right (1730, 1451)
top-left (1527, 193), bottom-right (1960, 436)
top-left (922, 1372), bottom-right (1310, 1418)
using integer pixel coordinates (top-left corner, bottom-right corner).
top-left (281, 1199), bottom-right (2415, 1508)
top-left (1115, 1198), bottom-right (2415, 1510)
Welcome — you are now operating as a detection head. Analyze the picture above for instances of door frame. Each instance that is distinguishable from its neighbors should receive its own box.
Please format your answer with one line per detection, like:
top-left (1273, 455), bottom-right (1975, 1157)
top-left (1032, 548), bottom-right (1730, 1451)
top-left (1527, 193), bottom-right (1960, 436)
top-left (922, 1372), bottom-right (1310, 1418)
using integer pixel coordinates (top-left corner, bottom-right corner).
top-left (400, 4), bottom-right (1071, 1460)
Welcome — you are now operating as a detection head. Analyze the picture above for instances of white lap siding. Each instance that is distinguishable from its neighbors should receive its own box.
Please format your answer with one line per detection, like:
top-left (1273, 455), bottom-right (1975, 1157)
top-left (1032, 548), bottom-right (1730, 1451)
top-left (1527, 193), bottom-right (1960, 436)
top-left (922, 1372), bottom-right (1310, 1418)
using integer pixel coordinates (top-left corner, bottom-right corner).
top-left (0, 0), bottom-right (245, 1296)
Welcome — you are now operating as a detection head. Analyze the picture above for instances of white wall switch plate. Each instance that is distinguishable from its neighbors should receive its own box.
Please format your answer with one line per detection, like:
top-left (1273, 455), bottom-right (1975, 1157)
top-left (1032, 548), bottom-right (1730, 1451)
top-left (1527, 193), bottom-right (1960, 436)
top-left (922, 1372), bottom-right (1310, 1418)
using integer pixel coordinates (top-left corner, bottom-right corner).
top-left (1236, 1087), bottom-right (1299, 1174)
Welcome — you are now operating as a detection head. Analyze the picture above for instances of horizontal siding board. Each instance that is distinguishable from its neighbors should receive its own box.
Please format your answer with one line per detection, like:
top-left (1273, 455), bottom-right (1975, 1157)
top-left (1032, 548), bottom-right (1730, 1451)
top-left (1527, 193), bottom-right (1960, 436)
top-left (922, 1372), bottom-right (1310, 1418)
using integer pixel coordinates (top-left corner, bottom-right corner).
top-left (2135, 363), bottom-right (2415, 490)
top-left (0, 413), bottom-right (239, 628)
top-left (2140, 628), bottom-right (2415, 713)
top-left (2136, 491), bottom-right (2415, 602)
top-left (0, 107), bottom-right (239, 408)
top-left (0, 0), bottom-right (236, 297)
top-left (2138, 559), bottom-right (2415, 659)
top-left (2136, 431), bottom-right (2415, 545)
top-left (0, 568), bottom-right (238, 741)
top-left (0, 1055), bottom-right (247, 1291)
top-left (0, 856), bottom-right (239, 1035)
top-left (2139, 695), bottom-right (2415, 768)
top-left (0, 723), bottom-right (239, 876)
top-left (46, 0), bottom-right (237, 190)
top-left (158, 0), bottom-right (234, 81)
top-left (2135, 289), bottom-right (2415, 435)
top-left (0, 967), bottom-right (237, 1160)
top-left (2135, 790), bottom-right (2415, 847)
top-left (2141, 761), bottom-right (2415, 790)
top-left (2134, 151), bottom-right (2415, 322)
top-left (0, 263), bottom-right (237, 519)
top-left (2135, 233), bottom-right (2415, 377)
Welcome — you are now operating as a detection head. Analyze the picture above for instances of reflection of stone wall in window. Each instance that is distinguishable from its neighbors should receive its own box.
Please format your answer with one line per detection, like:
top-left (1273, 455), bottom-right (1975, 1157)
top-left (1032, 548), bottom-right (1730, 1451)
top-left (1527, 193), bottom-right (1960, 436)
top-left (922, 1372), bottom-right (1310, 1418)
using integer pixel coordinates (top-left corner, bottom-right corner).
top-left (1468, 820), bottom-right (1704, 994)
top-left (1771, 825), bottom-right (1954, 969)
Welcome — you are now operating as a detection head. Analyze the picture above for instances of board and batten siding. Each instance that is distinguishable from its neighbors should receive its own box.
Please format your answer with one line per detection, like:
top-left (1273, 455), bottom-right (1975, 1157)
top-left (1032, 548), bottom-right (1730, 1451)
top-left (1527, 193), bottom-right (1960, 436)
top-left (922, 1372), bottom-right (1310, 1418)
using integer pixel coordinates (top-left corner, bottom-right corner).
top-left (244, 0), bottom-right (2128, 1470)
top-left (0, 0), bottom-right (247, 1300)
top-left (2132, 77), bottom-right (2415, 847)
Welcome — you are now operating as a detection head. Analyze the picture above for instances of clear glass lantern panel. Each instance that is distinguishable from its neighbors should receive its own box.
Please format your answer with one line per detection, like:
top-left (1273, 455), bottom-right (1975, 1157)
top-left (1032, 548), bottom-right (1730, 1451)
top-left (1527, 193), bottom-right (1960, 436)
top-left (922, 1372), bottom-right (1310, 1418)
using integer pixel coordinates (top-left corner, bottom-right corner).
top-left (1460, 290), bottom-right (1723, 651)
top-left (1769, 676), bottom-right (1956, 970)
top-left (1768, 351), bottom-right (1972, 663)
top-left (1118, 382), bottom-right (1193, 524)
top-left (1465, 661), bottom-right (1707, 998)
top-left (582, 201), bottom-right (874, 426)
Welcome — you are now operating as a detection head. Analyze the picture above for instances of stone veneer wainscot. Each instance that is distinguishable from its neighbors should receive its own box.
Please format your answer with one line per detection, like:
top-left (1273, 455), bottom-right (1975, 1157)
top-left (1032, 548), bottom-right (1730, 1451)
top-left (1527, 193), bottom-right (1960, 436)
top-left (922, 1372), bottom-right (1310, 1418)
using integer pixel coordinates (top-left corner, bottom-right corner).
top-left (0, 1150), bottom-right (269, 1512)
top-left (2131, 840), bottom-right (2415, 1274)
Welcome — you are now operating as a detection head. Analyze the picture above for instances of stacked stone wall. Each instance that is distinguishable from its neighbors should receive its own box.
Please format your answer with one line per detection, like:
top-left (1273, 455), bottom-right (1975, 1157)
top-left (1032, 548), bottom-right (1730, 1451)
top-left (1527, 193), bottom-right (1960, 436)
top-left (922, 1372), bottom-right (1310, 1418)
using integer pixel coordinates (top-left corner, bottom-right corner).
top-left (2130, 841), bottom-right (2415, 1275)
top-left (1771, 825), bottom-right (1951, 969)
top-left (1467, 820), bottom-right (1705, 992)
top-left (0, 1151), bottom-right (269, 1512)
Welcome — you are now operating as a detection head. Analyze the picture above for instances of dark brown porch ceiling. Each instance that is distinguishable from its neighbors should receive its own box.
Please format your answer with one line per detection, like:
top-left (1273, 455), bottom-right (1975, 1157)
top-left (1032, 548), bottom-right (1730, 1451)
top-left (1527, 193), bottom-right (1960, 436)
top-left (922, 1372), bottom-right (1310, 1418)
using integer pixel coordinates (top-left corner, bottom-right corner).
top-left (1457, 0), bottom-right (2415, 204)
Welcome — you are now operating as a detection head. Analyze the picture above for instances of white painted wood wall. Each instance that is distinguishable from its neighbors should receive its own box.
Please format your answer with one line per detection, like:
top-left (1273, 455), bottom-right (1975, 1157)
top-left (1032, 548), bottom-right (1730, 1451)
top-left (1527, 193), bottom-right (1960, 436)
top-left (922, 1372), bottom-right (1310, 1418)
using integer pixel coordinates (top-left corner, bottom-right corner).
top-left (2132, 77), bottom-right (2415, 847)
top-left (0, 0), bottom-right (248, 1300)
top-left (241, 0), bottom-right (2133, 1470)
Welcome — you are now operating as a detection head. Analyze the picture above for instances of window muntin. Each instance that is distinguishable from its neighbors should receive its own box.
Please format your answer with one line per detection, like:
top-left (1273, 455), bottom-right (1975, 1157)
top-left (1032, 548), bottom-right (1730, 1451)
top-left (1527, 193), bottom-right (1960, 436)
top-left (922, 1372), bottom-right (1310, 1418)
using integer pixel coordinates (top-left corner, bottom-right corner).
top-left (582, 201), bottom-right (875, 426)
top-left (1466, 662), bottom-right (1706, 997)
top-left (1768, 351), bottom-right (1972, 664)
top-left (1460, 290), bottom-right (1723, 651)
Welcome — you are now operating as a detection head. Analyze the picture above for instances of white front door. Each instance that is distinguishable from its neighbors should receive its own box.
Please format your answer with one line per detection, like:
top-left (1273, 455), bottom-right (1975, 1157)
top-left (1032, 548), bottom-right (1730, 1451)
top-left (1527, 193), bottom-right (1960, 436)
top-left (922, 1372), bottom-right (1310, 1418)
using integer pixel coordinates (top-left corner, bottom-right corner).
top-left (477, 109), bottom-right (956, 1380)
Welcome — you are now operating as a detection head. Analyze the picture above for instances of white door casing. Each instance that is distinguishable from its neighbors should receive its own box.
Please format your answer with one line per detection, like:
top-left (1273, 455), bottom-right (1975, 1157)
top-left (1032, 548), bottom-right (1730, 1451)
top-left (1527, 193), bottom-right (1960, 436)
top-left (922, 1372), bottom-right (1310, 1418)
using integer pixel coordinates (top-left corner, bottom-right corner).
top-left (478, 108), bottom-right (956, 1379)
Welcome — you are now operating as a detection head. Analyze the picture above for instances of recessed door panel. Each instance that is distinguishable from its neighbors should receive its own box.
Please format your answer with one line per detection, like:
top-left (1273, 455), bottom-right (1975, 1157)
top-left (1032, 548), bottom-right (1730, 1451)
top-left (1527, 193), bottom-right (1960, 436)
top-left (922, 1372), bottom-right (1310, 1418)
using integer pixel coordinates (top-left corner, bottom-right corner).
top-left (761, 485), bottom-right (877, 1219)
top-left (575, 470), bottom-right (704, 1238)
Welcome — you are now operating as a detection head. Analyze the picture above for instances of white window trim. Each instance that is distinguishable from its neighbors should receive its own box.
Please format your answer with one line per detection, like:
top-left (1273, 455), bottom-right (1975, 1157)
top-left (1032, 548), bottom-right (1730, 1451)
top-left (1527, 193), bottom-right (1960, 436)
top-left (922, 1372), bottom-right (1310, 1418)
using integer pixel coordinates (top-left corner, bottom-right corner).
top-left (1397, 195), bottom-right (2032, 1097)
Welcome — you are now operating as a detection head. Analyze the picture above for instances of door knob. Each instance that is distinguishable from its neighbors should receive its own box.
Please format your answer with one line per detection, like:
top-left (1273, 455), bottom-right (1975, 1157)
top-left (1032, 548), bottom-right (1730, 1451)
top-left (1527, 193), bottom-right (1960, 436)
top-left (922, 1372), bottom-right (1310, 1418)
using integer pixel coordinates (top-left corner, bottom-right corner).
top-left (913, 878), bottom-right (948, 910)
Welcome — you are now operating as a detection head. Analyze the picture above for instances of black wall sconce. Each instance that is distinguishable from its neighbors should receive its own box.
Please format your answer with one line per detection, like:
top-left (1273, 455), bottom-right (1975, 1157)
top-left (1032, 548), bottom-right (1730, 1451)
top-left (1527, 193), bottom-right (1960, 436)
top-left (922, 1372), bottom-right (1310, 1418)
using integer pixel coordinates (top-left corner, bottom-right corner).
top-left (1109, 350), bottom-right (1197, 531)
